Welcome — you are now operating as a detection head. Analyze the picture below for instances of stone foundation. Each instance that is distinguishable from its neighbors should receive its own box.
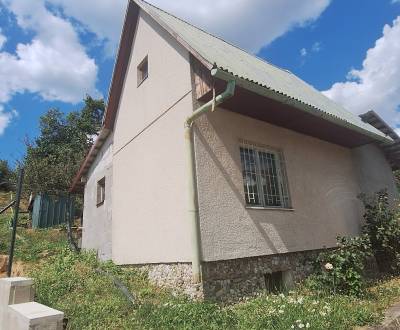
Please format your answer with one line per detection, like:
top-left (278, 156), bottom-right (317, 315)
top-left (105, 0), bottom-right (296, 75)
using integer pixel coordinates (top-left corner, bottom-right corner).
top-left (135, 263), bottom-right (204, 299)
top-left (202, 250), bottom-right (319, 301)
top-left (136, 250), bottom-right (320, 301)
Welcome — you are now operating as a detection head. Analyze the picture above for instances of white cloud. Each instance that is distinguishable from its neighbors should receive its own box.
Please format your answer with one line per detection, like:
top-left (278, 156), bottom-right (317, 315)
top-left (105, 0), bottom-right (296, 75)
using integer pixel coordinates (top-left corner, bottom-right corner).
top-left (323, 16), bottom-right (400, 128)
top-left (47, 0), bottom-right (126, 56)
top-left (0, 106), bottom-right (17, 135)
top-left (0, 0), bottom-right (99, 104)
top-left (312, 41), bottom-right (321, 52)
top-left (0, 29), bottom-right (6, 50)
top-left (300, 41), bottom-right (321, 58)
top-left (148, 0), bottom-right (331, 53)
top-left (44, 0), bottom-right (331, 55)
top-left (0, 0), bottom-right (331, 133)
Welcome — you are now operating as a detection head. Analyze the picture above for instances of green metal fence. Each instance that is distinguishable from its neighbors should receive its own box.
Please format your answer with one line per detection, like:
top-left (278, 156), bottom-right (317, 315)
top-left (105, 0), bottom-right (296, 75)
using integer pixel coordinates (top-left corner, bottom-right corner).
top-left (31, 194), bottom-right (74, 229)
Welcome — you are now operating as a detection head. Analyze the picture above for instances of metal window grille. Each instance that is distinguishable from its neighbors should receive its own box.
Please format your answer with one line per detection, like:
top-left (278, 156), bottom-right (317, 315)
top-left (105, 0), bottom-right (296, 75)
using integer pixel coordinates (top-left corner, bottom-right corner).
top-left (239, 140), bottom-right (291, 208)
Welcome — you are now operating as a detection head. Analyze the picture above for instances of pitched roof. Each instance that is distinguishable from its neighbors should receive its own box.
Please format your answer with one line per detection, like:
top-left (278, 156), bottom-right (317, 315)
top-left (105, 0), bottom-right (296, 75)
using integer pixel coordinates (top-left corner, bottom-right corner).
top-left (361, 111), bottom-right (400, 169)
top-left (134, 0), bottom-right (389, 142)
top-left (71, 0), bottom-right (393, 192)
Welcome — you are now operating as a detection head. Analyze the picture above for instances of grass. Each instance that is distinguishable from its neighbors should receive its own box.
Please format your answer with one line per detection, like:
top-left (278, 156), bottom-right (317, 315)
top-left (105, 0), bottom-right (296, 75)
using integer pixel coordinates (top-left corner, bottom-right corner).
top-left (0, 207), bottom-right (400, 329)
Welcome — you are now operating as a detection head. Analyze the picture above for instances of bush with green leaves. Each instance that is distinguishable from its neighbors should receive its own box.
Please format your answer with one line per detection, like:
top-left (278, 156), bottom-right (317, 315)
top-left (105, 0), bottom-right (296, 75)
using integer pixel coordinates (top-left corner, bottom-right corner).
top-left (308, 235), bottom-right (372, 296)
top-left (0, 160), bottom-right (15, 192)
top-left (361, 190), bottom-right (400, 274)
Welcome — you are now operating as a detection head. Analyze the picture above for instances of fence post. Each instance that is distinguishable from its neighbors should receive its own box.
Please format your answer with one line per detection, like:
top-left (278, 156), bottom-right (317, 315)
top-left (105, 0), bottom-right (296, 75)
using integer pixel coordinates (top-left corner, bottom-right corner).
top-left (7, 168), bottom-right (24, 277)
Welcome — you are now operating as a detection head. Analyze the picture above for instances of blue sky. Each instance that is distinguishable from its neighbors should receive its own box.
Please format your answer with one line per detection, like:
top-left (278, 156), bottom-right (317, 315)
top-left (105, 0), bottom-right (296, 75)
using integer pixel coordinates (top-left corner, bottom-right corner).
top-left (0, 0), bottom-right (399, 165)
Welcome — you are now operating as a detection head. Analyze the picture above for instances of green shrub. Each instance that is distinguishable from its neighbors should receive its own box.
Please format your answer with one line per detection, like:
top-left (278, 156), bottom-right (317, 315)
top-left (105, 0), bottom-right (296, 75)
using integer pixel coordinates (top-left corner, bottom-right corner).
top-left (361, 190), bottom-right (400, 274)
top-left (309, 235), bottom-right (372, 296)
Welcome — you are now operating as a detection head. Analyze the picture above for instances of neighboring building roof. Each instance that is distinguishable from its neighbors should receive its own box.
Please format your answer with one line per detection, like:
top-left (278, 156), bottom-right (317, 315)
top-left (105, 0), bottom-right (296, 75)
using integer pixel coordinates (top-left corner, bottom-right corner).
top-left (360, 111), bottom-right (400, 169)
top-left (135, 0), bottom-right (389, 142)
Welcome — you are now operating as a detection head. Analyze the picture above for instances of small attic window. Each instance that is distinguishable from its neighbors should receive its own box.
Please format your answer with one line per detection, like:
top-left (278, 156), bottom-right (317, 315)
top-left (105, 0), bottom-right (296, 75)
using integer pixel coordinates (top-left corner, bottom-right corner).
top-left (137, 55), bottom-right (148, 86)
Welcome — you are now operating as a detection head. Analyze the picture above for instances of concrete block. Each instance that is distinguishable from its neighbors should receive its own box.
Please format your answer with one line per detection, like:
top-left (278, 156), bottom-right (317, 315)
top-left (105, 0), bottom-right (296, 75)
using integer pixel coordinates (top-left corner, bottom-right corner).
top-left (0, 278), bottom-right (34, 328)
top-left (7, 302), bottom-right (63, 330)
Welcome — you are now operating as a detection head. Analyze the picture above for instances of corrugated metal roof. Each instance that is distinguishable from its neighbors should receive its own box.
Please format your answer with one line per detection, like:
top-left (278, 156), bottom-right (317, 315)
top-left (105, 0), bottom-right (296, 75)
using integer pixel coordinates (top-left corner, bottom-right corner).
top-left (136, 0), bottom-right (389, 141)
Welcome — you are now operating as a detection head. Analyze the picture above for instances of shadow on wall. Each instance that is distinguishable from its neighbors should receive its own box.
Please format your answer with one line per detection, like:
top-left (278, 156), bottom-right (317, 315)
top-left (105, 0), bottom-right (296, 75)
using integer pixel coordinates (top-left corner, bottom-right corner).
top-left (194, 111), bottom-right (364, 258)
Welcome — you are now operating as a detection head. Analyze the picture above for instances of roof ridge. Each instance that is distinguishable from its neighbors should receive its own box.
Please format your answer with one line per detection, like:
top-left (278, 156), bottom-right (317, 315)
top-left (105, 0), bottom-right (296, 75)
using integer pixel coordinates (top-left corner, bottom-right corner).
top-left (138, 0), bottom-right (293, 75)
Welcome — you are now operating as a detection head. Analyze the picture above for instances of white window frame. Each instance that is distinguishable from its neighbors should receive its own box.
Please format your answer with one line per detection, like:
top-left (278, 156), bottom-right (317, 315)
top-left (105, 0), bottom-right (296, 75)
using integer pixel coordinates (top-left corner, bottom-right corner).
top-left (137, 55), bottom-right (148, 87)
top-left (239, 139), bottom-right (292, 209)
top-left (96, 177), bottom-right (105, 207)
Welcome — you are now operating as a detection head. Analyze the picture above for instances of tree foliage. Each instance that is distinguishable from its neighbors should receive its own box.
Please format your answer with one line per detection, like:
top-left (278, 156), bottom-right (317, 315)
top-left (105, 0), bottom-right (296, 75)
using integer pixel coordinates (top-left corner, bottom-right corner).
top-left (24, 96), bottom-right (105, 194)
top-left (309, 235), bottom-right (372, 296)
top-left (0, 160), bottom-right (15, 192)
top-left (361, 190), bottom-right (400, 274)
top-left (394, 170), bottom-right (400, 192)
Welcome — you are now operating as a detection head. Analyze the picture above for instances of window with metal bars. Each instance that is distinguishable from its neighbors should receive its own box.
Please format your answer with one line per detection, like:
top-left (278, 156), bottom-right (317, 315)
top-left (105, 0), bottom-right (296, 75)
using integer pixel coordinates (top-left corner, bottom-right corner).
top-left (239, 141), bottom-right (291, 209)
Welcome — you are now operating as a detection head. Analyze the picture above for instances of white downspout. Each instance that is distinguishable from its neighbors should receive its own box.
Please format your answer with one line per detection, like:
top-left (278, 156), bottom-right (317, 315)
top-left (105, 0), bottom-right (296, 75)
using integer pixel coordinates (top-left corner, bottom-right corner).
top-left (185, 68), bottom-right (236, 283)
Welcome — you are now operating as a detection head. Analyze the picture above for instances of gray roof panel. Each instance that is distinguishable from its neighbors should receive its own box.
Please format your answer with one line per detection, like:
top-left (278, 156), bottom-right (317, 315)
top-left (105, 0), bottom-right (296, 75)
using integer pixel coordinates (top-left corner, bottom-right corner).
top-left (135, 0), bottom-right (389, 141)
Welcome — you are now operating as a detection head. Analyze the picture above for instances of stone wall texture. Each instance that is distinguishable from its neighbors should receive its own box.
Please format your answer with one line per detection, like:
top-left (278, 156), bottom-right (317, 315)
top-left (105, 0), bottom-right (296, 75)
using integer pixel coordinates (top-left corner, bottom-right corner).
top-left (202, 250), bottom-right (319, 301)
top-left (138, 250), bottom-right (320, 301)
top-left (135, 263), bottom-right (204, 300)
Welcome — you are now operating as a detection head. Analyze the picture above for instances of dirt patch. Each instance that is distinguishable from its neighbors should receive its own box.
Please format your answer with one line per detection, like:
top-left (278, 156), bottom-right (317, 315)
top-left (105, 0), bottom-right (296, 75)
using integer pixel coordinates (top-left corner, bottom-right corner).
top-left (0, 254), bottom-right (28, 278)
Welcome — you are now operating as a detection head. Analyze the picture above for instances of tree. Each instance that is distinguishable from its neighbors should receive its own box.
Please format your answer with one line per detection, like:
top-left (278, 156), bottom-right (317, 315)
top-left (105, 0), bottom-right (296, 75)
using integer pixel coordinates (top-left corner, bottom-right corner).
top-left (395, 170), bottom-right (400, 192)
top-left (0, 160), bottom-right (15, 191)
top-left (24, 96), bottom-right (105, 194)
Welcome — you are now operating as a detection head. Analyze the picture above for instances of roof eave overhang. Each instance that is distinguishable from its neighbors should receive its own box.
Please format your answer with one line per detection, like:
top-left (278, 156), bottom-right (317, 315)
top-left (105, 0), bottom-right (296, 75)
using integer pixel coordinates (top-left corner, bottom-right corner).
top-left (212, 67), bottom-right (393, 146)
top-left (70, 128), bottom-right (111, 193)
top-left (70, 0), bottom-right (139, 193)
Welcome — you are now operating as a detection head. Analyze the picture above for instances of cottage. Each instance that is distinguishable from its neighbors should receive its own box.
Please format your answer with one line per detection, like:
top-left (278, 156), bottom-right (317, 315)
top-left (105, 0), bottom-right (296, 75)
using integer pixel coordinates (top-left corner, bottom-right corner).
top-left (70, 0), bottom-right (399, 300)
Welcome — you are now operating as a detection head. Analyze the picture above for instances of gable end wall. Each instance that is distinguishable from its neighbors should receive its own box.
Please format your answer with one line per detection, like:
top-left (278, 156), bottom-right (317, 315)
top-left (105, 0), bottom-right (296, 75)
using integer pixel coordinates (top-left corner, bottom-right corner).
top-left (111, 9), bottom-right (194, 264)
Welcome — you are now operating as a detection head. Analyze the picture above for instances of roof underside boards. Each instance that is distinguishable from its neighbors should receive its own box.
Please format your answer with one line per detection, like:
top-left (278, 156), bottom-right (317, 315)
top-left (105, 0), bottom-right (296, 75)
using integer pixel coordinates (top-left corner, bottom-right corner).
top-left (135, 0), bottom-right (389, 143)
top-left (360, 111), bottom-right (400, 170)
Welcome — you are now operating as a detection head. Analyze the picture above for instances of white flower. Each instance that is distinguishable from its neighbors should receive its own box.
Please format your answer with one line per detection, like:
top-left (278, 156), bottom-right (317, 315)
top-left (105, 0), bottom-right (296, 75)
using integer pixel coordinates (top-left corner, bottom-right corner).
top-left (278, 309), bottom-right (284, 314)
top-left (296, 320), bottom-right (302, 323)
top-left (279, 293), bottom-right (285, 298)
top-left (312, 300), bottom-right (318, 305)
top-left (306, 323), bottom-right (310, 328)
top-left (299, 324), bottom-right (305, 328)
top-left (320, 311), bottom-right (327, 316)
top-left (324, 263), bottom-right (334, 270)
top-left (291, 326), bottom-right (295, 329)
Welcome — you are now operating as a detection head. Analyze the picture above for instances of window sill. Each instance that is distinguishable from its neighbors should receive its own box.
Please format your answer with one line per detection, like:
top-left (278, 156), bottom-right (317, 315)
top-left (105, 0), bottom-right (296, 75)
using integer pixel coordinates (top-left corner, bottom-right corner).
top-left (137, 76), bottom-right (148, 88)
top-left (96, 201), bottom-right (104, 208)
top-left (245, 206), bottom-right (294, 212)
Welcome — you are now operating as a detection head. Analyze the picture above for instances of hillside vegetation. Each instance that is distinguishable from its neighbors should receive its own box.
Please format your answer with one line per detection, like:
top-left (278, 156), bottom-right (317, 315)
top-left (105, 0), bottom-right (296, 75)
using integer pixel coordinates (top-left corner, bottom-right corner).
top-left (0, 208), bottom-right (399, 329)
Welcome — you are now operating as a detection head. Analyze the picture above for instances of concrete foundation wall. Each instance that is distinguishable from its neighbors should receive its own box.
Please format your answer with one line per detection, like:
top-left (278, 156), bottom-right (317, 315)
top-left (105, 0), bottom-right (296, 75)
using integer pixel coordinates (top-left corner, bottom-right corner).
top-left (111, 9), bottom-right (193, 264)
top-left (82, 134), bottom-right (113, 261)
top-left (194, 109), bottom-right (364, 261)
top-left (352, 143), bottom-right (399, 204)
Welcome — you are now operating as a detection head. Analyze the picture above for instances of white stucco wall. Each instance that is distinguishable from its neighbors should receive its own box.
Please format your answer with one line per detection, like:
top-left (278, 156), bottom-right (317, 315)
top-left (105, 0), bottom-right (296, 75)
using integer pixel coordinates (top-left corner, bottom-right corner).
top-left (82, 134), bottom-right (113, 261)
top-left (193, 109), bottom-right (364, 262)
top-left (352, 144), bottom-right (399, 204)
top-left (111, 9), bottom-right (193, 264)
